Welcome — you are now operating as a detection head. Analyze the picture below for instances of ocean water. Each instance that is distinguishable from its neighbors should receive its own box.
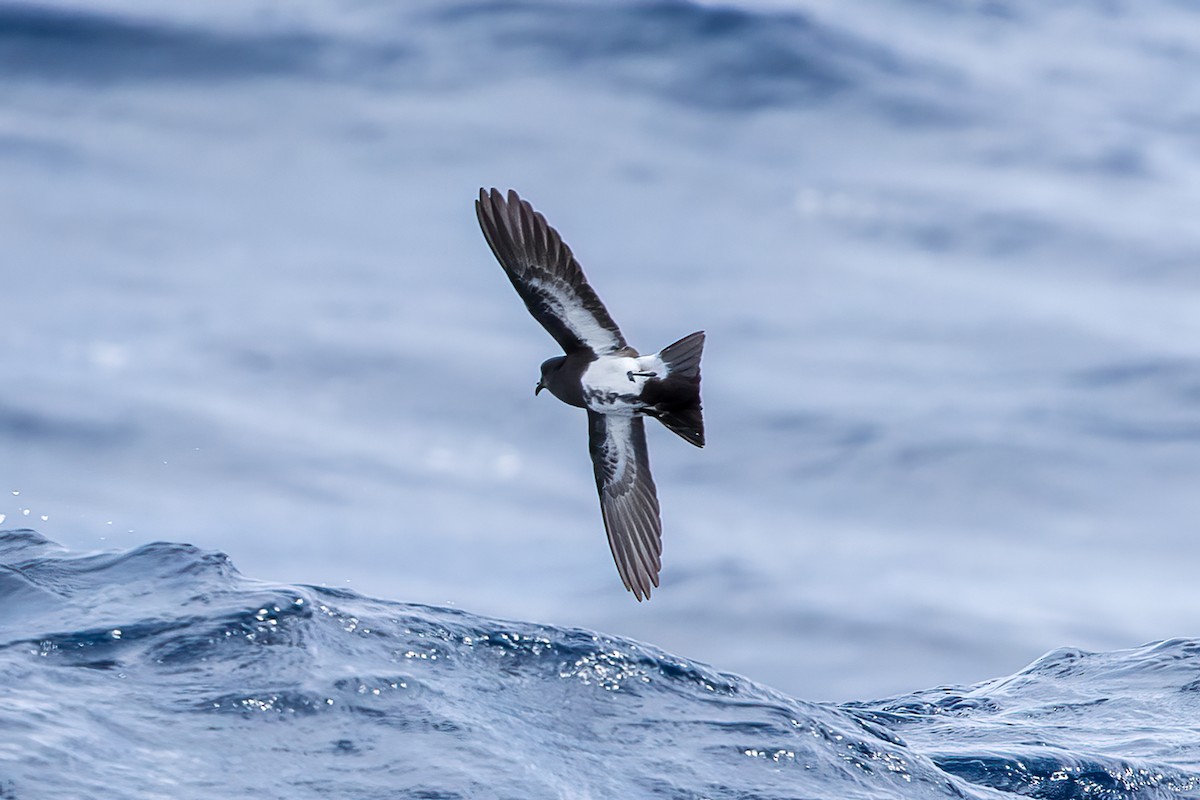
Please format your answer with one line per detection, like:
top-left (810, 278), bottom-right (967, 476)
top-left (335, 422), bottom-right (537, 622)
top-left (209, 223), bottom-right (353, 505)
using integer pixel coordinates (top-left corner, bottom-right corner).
top-left (2, 0), bottom-right (1199, 769)
top-left (4, 529), bottom-right (1200, 799)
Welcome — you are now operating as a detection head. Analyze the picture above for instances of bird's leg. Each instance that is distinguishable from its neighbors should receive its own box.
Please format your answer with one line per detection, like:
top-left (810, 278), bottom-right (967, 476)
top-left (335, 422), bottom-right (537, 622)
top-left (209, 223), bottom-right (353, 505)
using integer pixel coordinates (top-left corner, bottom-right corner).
top-left (626, 370), bottom-right (658, 382)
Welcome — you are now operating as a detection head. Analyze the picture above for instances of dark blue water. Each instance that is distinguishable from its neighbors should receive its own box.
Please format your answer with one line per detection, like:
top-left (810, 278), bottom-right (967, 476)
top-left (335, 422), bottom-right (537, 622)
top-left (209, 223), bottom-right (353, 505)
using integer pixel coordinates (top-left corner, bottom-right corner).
top-left (3, 0), bottom-right (1199, 741)
top-left (2, 529), bottom-right (1198, 799)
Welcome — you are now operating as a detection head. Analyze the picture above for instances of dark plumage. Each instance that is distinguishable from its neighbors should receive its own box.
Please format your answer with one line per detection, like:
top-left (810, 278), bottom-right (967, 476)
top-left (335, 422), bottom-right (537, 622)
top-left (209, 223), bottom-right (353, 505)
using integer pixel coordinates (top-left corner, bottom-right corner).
top-left (476, 188), bottom-right (704, 601)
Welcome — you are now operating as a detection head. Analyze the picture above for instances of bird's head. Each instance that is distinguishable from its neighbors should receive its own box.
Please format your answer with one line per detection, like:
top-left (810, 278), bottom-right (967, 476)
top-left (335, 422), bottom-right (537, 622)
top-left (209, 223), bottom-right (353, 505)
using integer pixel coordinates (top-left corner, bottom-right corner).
top-left (536, 356), bottom-right (565, 396)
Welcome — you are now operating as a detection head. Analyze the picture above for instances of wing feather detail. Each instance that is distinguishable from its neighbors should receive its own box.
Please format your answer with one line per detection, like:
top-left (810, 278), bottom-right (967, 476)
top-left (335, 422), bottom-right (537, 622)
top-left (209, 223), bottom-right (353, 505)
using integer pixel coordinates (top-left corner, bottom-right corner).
top-left (587, 411), bottom-right (662, 601)
top-left (476, 188), bottom-right (627, 356)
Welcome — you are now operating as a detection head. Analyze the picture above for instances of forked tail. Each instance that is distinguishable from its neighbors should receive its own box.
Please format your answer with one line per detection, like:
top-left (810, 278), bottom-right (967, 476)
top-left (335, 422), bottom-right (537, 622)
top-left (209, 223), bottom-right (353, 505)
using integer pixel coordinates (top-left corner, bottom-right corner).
top-left (648, 331), bottom-right (705, 448)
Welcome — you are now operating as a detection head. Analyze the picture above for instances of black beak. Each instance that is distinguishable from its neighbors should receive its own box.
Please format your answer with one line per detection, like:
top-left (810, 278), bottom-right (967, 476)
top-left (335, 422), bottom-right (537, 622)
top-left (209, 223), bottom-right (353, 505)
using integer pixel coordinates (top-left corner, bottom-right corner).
top-left (535, 381), bottom-right (545, 396)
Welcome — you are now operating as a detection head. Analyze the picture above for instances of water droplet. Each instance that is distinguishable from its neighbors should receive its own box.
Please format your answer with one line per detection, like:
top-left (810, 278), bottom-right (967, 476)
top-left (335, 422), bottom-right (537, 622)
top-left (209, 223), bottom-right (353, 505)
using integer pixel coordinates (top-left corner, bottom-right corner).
top-left (40, 515), bottom-right (48, 522)
top-left (10, 490), bottom-right (18, 496)
top-left (22, 509), bottom-right (30, 516)
top-left (0, 514), bottom-right (6, 525)
top-left (111, 629), bottom-right (122, 639)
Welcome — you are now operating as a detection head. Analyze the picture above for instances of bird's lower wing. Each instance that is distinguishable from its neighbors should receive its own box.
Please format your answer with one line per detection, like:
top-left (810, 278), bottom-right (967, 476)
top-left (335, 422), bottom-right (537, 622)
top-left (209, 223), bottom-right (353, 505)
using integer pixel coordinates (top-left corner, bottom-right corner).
top-left (587, 410), bottom-right (662, 601)
top-left (476, 188), bottom-right (627, 356)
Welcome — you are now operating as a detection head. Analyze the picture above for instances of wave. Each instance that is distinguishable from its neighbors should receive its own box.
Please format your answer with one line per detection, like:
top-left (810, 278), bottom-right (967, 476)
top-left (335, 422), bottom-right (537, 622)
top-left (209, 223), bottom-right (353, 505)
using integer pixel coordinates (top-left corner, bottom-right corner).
top-left (853, 641), bottom-right (1200, 798)
top-left (0, 2), bottom-right (330, 84)
top-left (0, 0), bottom-right (958, 121)
top-left (2, 529), bottom-right (1197, 799)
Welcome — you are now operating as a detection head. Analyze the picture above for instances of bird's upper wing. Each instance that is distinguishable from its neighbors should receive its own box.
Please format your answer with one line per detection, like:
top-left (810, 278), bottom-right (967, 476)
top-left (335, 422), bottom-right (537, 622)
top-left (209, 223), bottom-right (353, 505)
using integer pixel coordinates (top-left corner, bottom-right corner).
top-left (587, 410), bottom-right (662, 601)
top-left (476, 188), bottom-right (627, 356)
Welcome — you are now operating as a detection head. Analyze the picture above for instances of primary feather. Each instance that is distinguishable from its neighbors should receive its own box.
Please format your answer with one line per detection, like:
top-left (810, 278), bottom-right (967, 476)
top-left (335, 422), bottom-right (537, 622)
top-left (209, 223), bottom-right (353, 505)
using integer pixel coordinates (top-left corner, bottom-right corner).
top-left (475, 188), bottom-right (627, 356)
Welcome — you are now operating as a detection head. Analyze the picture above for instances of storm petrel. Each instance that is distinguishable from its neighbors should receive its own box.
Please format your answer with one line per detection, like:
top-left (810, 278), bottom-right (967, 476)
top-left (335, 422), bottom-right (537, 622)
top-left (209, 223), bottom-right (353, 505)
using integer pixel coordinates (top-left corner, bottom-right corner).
top-left (475, 188), bottom-right (704, 601)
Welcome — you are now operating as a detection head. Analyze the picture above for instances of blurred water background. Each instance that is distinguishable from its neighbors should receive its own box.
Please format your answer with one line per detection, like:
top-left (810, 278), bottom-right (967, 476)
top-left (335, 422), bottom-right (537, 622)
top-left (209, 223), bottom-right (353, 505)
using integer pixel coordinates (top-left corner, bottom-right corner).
top-left (3, 0), bottom-right (1200, 709)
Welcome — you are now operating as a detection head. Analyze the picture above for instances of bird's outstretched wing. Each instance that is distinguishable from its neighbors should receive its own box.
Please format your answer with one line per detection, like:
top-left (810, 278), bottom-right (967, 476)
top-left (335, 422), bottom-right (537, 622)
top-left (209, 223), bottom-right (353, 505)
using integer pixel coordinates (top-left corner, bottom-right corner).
top-left (587, 410), bottom-right (662, 601)
top-left (476, 188), bottom-right (627, 356)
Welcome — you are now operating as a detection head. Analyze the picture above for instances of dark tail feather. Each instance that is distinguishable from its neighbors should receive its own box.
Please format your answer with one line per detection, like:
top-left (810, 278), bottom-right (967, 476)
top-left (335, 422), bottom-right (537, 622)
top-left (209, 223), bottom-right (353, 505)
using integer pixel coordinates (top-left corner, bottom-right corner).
top-left (660, 331), bottom-right (704, 380)
top-left (651, 332), bottom-right (705, 448)
top-left (654, 404), bottom-right (705, 448)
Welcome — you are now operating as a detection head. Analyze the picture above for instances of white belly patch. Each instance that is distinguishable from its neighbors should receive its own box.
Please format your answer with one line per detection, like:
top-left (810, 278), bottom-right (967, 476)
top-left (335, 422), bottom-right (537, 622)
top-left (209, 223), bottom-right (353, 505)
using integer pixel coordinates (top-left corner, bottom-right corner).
top-left (582, 353), bottom-right (666, 412)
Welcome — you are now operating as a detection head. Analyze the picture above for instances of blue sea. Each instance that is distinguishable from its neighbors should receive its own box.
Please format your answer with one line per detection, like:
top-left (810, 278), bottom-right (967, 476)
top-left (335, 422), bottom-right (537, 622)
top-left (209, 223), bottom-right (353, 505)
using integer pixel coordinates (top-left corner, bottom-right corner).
top-left (3, 0), bottom-right (1200, 796)
top-left (4, 530), bottom-right (1200, 798)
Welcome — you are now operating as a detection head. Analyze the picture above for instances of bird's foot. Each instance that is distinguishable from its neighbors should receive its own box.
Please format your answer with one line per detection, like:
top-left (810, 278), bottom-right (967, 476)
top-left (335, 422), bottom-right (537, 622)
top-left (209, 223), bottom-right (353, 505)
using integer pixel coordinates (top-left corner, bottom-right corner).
top-left (626, 370), bottom-right (658, 382)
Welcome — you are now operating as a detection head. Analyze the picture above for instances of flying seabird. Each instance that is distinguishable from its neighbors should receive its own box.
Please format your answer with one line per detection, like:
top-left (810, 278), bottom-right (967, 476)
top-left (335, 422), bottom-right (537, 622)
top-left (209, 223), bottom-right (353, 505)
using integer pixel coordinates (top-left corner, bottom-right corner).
top-left (475, 188), bottom-right (705, 601)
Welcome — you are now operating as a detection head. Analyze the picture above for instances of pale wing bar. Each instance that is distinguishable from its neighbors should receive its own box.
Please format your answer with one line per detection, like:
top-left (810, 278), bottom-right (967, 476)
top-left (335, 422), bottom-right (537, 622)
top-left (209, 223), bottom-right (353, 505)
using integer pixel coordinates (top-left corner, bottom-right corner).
top-left (476, 188), bottom-right (627, 356)
top-left (587, 411), bottom-right (662, 601)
